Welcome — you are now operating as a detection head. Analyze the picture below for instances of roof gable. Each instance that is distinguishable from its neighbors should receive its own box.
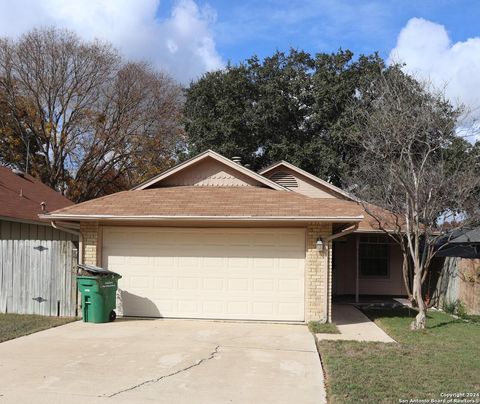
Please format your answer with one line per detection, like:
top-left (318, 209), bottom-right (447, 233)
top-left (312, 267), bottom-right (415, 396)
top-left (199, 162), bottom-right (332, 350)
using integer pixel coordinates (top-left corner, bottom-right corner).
top-left (259, 161), bottom-right (353, 200)
top-left (134, 150), bottom-right (287, 191)
top-left (0, 167), bottom-right (73, 223)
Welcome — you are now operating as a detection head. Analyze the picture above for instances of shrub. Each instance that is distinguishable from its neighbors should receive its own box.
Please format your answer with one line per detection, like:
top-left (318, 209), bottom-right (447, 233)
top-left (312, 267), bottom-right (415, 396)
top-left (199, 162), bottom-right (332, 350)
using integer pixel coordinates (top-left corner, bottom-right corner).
top-left (443, 299), bottom-right (469, 319)
top-left (456, 301), bottom-right (468, 319)
top-left (443, 299), bottom-right (458, 315)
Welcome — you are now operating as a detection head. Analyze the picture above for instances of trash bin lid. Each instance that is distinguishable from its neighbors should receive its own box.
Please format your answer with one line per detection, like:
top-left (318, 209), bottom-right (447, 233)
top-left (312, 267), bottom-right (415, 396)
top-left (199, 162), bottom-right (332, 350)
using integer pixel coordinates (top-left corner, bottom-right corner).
top-left (77, 263), bottom-right (121, 277)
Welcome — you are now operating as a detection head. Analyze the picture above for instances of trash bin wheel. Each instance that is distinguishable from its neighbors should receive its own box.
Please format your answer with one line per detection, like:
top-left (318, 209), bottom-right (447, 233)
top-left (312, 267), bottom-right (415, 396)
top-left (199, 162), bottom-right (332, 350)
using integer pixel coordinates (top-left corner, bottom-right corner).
top-left (109, 310), bottom-right (116, 322)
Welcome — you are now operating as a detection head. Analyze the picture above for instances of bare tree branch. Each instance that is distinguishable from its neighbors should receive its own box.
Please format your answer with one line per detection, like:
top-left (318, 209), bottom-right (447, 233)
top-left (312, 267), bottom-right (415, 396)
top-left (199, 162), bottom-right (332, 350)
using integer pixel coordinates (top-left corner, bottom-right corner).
top-left (0, 27), bottom-right (184, 201)
top-left (346, 67), bottom-right (480, 330)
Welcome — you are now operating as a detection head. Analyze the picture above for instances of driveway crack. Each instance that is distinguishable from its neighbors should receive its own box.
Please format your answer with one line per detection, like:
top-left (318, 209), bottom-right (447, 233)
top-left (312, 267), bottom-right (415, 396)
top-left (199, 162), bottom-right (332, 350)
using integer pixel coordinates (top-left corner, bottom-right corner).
top-left (106, 345), bottom-right (220, 398)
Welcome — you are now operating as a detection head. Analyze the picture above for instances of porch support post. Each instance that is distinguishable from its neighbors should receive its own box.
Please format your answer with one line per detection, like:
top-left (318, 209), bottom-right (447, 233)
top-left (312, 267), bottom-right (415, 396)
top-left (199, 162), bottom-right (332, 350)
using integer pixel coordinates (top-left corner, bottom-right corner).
top-left (355, 234), bottom-right (360, 303)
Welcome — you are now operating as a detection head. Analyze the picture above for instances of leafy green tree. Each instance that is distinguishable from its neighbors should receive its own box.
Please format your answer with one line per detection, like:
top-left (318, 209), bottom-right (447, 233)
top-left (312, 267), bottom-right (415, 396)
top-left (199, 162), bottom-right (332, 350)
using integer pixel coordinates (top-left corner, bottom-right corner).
top-left (184, 49), bottom-right (385, 184)
top-left (182, 63), bottom-right (258, 165)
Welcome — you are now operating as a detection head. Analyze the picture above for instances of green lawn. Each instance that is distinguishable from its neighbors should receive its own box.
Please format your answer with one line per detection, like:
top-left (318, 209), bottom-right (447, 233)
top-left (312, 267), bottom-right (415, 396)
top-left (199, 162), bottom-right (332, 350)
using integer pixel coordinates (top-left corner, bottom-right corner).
top-left (317, 308), bottom-right (480, 403)
top-left (308, 321), bottom-right (340, 334)
top-left (0, 313), bottom-right (75, 343)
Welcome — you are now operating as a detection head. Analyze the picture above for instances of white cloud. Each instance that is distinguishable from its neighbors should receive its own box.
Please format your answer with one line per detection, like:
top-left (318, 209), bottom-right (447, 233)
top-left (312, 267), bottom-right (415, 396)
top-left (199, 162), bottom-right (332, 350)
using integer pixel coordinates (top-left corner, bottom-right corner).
top-left (389, 18), bottom-right (480, 139)
top-left (0, 0), bottom-right (224, 83)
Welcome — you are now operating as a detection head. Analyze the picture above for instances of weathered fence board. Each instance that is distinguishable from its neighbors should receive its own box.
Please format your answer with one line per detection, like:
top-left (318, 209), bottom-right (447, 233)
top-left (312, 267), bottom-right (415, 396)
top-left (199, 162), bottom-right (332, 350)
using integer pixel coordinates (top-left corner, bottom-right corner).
top-left (433, 256), bottom-right (480, 315)
top-left (0, 220), bottom-right (78, 316)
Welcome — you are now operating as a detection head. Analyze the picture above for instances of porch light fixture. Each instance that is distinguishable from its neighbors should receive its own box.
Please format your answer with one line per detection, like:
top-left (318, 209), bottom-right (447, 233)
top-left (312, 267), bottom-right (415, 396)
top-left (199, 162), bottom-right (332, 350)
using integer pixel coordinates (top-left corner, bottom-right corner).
top-left (316, 238), bottom-right (324, 251)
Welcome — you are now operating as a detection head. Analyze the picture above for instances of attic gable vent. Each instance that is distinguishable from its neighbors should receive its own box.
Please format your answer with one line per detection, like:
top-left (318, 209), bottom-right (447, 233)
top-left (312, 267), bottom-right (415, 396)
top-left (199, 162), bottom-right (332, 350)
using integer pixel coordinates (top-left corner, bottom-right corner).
top-left (269, 171), bottom-right (298, 188)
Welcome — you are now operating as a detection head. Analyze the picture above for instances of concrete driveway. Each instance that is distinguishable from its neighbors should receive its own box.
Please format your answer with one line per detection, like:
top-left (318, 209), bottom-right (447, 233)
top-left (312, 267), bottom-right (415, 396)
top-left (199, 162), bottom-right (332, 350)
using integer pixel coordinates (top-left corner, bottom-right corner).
top-left (0, 319), bottom-right (326, 404)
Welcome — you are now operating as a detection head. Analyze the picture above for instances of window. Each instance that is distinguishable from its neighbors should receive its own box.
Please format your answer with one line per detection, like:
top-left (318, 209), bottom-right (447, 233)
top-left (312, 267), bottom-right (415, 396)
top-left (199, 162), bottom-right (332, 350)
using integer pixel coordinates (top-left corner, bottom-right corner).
top-left (359, 240), bottom-right (389, 278)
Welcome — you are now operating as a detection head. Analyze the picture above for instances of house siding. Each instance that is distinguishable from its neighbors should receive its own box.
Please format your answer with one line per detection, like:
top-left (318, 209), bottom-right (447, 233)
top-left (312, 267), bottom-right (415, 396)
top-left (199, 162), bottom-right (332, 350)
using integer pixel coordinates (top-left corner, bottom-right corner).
top-left (80, 221), bottom-right (333, 323)
top-left (265, 166), bottom-right (339, 199)
top-left (159, 158), bottom-right (262, 188)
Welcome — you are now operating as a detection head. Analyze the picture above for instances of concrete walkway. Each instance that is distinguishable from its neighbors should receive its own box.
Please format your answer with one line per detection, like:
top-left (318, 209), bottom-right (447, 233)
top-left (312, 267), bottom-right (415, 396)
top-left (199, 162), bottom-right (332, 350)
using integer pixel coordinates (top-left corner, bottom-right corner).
top-left (0, 319), bottom-right (326, 404)
top-left (316, 304), bottom-right (395, 343)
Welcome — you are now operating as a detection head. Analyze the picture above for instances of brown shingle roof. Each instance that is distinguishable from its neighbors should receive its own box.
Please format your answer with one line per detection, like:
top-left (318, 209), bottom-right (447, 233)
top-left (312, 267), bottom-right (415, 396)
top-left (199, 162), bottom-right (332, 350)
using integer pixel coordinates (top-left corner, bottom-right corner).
top-left (0, 167), bottom-right (73, 223)
top-left (357, 203), bottom-right (406, 232)
top-left (44, 186), bottom-right (364, 221)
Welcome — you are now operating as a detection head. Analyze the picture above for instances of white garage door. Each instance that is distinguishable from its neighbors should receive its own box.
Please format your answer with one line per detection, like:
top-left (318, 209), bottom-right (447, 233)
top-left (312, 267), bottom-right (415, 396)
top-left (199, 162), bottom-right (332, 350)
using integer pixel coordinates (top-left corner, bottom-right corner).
top-left (102, 227), bottom-right (306, 321)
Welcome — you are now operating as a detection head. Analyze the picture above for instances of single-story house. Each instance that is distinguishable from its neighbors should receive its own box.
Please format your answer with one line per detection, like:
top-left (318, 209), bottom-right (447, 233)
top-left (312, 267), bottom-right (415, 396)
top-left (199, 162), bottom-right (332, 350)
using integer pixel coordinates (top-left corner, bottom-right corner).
top-left (0, 167), bottom-right (78, 316)
top-left (41, 150), bottom-right (406, 322)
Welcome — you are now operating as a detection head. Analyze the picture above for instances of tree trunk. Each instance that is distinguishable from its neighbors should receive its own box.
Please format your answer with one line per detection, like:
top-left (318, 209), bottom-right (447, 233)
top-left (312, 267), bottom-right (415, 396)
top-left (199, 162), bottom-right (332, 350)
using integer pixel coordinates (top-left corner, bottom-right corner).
top-left (410, 268), bottom-right (427, 330)
top-left (401, 253), bottom-right (413, 302)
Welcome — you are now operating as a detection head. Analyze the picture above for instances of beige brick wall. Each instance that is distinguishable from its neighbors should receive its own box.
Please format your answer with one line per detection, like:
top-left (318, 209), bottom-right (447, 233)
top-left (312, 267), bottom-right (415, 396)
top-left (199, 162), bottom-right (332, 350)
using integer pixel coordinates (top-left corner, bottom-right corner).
top-left (305, 222), bottom-right (332, 322)
top-left (80, 222), bottom-right (101, 266)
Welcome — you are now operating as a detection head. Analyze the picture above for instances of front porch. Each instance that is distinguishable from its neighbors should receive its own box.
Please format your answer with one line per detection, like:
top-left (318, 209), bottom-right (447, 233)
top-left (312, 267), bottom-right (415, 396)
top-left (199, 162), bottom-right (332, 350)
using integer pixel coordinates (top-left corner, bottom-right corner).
top-left (331, 232), bottom-right (408, 303)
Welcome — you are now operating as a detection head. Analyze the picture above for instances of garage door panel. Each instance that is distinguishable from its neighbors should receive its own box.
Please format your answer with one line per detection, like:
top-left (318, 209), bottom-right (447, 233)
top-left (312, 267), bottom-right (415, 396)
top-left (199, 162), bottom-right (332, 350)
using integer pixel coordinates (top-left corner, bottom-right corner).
top-left (203, 301), bottom-right (224, 313)
top-left (228, 278), bottom-right (249, 291)
top-left (154, 277), bottom-right (175, 289)
top-left (253, 279), bottom-right (274, 291)
top-left (203, 278), bottom-right (224, 290)
top-left (227, 301), bottom-right (249, 314)
top-left (253, 301), bottom-right (274, 314)
top-left (227, 256), bottom-right (251, 269)
top-left (279, 302), bottom-right (304, 316)
top-left (203, 256), bottom-right (225, 266)
top-left (130, 276), bottom-right (152, 289)
top-left (178, 277), bottom-right (200, 290)
top-left (103, 227), bottom-right (305, 321)
top-left (278, 279), bottom-right (303, 293)
top-left (153, 256), bottom-right (176, 266)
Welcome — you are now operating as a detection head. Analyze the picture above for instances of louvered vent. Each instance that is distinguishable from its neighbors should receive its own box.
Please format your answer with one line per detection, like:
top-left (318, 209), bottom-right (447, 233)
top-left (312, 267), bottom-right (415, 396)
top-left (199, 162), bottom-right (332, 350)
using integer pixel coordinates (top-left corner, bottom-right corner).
top-left (269, 171), bottom-right (298, 188)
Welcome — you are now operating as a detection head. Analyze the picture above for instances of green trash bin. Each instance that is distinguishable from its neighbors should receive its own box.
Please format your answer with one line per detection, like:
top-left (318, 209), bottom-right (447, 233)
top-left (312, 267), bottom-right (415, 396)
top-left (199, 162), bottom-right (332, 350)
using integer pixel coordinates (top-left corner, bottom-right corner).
top-left (77, 264), bottom-right (122, 323)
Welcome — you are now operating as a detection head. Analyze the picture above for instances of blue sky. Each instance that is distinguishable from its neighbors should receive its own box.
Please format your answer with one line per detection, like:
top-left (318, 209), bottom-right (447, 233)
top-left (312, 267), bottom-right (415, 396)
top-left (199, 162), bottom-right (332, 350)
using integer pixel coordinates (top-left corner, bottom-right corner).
top-left (156, 0), bottom-right (480, 64)
top-left (0, 0), bottom-right (479, 127)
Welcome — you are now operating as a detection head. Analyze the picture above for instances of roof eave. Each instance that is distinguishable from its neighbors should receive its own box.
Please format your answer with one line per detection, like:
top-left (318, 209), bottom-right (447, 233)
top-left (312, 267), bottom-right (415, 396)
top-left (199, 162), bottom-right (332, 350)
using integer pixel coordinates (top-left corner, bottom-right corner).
top-left (39, 214), bottom-right (364, 223)
top-left (1, 215), bottom-right (47, 226)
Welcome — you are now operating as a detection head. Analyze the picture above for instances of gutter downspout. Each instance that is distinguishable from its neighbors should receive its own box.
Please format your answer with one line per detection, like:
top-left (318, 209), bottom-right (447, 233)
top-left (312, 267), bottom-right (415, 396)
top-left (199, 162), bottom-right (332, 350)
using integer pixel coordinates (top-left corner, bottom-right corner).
top-left (319, 223), bottom-right (359, 323)
top-left (51, 221), bottom-right (82, 317)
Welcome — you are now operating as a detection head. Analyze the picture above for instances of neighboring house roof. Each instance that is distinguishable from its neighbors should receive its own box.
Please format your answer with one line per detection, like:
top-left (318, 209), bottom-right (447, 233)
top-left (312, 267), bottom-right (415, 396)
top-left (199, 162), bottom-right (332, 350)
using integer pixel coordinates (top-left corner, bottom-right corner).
top-left (436, 244), bottom-right (480, 259)
top-left (259, 160), bottom-right (353, 200)
top-left (0, 167), bottom-right (73, 223)
top-left (450, 227), bottom-right (480, 244)
top-left (41, 186), bottom-right (364, 222)
top-left (134, 150), bottom-right (287, 191)
top-left (435, 227), bottom-right (480, 259)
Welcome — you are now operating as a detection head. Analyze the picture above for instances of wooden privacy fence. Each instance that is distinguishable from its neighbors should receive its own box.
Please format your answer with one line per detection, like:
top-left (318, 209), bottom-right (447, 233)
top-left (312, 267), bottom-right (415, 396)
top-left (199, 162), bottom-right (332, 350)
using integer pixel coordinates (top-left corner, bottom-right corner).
top-left (432, 257), bottom-right (480, 315)
top-left (0, 220), bottom-right (78, 316)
